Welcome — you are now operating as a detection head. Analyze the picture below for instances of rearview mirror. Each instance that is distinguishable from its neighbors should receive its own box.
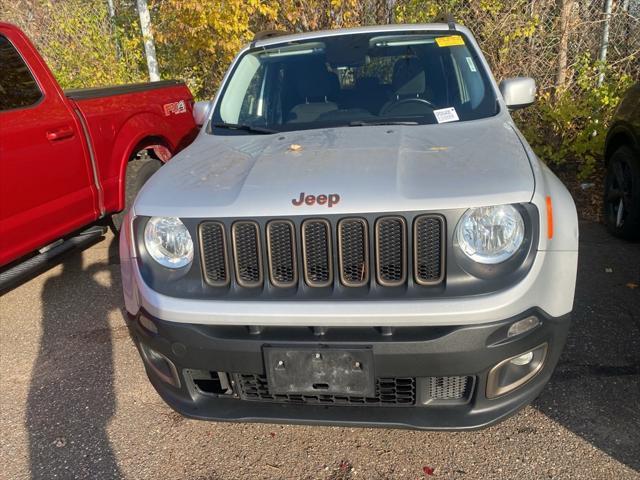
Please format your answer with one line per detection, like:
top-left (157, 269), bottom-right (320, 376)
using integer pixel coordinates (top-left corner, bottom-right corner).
top-left (499, 77), bottom-right (536, 110)
top-left (193, 101), bottom-right (212, 126)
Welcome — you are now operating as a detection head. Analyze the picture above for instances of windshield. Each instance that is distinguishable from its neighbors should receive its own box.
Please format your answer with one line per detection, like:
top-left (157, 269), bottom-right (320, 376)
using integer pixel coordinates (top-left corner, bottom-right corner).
top-left (210, 31), bottom-right (498, 134)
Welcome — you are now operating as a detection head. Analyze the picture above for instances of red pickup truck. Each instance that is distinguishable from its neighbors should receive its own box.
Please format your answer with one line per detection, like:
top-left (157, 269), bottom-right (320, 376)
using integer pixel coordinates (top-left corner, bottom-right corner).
top-left (0, 23), bottom-right (198, 288)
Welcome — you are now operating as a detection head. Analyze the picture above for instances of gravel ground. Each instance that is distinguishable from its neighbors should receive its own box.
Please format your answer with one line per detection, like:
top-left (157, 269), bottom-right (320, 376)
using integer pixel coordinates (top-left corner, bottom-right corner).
top-left (1, 221), bottom-right (638, 480)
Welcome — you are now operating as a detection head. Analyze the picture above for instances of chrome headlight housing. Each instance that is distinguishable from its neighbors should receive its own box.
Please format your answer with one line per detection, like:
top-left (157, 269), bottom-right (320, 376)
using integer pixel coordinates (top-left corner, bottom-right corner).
top-left (143, 216), bottom-right (194, 268)
top-left (456, 204), bottom-right (525, 264)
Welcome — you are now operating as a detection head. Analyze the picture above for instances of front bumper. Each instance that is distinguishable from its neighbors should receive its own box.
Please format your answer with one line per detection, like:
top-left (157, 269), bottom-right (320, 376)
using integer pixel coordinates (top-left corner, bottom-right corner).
top-left (127, 308), bottom-right (570, 430)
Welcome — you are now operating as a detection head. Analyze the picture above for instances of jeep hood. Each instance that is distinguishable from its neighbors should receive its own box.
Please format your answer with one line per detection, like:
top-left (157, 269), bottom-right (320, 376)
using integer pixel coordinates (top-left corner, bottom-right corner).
top-left (135, 116), bottom-right (535, 218)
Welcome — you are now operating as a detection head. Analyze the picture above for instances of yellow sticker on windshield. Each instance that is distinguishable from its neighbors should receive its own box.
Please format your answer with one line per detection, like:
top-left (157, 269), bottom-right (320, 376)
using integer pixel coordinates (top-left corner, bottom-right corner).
top-left (435, 35), bottom-right (465, 47)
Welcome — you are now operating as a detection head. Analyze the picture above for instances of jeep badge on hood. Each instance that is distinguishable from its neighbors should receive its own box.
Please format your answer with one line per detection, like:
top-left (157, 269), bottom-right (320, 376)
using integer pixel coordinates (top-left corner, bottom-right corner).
top-left (291, 192), bottom-right (341, 207)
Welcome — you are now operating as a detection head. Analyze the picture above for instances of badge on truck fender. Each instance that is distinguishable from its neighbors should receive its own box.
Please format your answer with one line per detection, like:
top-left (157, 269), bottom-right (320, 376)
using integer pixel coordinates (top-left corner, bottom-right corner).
top-left (163, 100), bottom-right (187, 116)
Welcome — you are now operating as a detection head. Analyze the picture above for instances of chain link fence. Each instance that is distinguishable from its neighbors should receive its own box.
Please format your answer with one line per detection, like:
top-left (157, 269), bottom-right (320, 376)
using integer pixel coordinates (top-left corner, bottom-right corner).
top-left (2, 0), bottom-right (637, 93)
top-left (390, 0), bottom-right (640, 93)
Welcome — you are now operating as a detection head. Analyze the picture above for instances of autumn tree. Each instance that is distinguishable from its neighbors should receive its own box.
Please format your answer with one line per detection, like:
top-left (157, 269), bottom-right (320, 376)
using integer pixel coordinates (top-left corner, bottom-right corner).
top-left (151, 0), bottom-right (279, 98)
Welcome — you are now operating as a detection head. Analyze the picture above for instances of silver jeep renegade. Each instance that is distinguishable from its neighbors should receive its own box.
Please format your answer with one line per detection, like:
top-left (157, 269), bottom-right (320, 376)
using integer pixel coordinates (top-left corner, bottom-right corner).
top-left (119, 23), bottom-right (579, 429)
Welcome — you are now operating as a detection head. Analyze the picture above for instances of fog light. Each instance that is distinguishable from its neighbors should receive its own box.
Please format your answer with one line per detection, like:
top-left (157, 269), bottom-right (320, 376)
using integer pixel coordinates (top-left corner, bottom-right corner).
top-left (486, 344), bottom-right (547, 398)
top-left (507, 316), bottom-right (540, 338)
top-left (510, 351), bottom-right (534, 366)
top-left (140, 343), bottom-right (180, 388)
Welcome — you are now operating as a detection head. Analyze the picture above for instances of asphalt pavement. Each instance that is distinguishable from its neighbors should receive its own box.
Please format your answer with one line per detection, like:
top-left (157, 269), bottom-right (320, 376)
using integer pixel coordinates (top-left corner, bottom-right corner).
top-left (1, 221), bottom-right (638, 480)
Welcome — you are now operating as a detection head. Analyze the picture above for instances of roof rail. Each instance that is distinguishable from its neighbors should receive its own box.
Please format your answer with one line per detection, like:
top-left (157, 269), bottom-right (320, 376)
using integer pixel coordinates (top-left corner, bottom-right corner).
top-left (434, 12), bottom-right (456, 31)
top-left (252, 30), bottom-right (290, 45)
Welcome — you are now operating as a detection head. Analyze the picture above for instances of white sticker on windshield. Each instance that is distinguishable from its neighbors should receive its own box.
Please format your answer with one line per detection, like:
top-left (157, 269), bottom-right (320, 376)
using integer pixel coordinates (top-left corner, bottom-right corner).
top-left (433, 107), bottom-right (459, 124)
top-left (466, 56), bottom-right (477, 72)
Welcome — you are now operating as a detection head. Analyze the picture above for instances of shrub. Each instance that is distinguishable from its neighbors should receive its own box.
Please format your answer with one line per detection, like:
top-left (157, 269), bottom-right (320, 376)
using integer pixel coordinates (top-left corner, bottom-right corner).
top-left (518, 55), bottom-right (633, 179)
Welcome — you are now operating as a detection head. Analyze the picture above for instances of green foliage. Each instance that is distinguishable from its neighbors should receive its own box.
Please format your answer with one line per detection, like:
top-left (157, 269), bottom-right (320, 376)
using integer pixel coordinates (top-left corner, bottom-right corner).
top-left (151, 0), bottom-right (279, 99)
top-left (39, 0), bottom-right (145, 89)
top-left (394, 0), bottom-right (463, 23)
top-left (518, 55), bottom-right (633, 179)
top-left (394, 0), bottom-right (540, 81)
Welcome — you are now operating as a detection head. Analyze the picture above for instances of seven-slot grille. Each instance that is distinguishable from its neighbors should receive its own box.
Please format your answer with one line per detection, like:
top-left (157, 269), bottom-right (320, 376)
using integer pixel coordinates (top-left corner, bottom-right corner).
top-left (199, 215), bottom-right (445, 290)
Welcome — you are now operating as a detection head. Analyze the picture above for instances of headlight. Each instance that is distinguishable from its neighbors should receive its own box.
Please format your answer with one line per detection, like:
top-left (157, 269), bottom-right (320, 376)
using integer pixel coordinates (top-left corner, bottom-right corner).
top-left (143, 217), bottom-right (193, 268)
top-left (456, 205), bottom-right (525, 264)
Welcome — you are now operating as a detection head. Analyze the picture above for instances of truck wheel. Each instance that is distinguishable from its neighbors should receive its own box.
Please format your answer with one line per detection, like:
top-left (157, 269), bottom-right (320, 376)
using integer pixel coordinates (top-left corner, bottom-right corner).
top-left (111, 153), bottom-right (163, 233)
top-left (603, 145), bottom-right (640, 240)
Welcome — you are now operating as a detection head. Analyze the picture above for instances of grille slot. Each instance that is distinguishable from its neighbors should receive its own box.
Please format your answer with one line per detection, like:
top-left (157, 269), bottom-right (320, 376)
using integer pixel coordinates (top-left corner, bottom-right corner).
top-left (338, 218), bottom-right (369, 287)
top-left (266, 220), bottom-right (297, 288)
top-left (426, 376), bottom-right (472, 401)
top-left (414, 215), bottom-right (445, 285)
top-left (375, 217), bottom-right (407, 286)
top-left (301, 219), bottom-right (333, 287)
top-left (231, 221), bottom-right (263, 287)
top-left (199, 222), bottom-right (229, 286)
top-left (237, 374), bottom-right (416, 406)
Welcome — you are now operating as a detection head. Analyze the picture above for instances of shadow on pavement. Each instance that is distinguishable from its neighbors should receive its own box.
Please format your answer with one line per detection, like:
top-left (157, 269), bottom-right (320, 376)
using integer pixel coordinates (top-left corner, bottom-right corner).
top-left (535, 222), bottom-right (640, 471)
top-left (26, 239), bottom-right (123, 479)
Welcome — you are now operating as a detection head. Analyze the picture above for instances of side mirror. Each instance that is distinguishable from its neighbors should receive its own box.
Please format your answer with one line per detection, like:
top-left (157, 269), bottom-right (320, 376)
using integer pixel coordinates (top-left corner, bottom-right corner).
top-left (193, 100), bottom-right (212, 126)
top-left (499, 77), bottom-right (536, 110)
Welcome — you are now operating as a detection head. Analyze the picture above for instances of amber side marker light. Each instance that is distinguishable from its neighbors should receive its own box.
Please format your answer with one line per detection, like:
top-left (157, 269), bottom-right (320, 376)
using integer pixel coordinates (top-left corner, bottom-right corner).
top-left (546, 196), bottom-right (554, 239)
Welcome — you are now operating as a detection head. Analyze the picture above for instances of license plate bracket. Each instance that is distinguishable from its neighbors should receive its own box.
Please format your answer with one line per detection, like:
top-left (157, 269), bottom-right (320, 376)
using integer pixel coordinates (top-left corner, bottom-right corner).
top-left (264, 347), bottom-right (375, 397)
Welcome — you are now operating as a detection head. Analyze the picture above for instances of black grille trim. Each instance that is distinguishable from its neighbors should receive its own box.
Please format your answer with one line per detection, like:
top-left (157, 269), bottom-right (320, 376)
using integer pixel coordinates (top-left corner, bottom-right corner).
top-left (413, 215), bottom-right (446, 286)
top-left (266, 220), bottom-right (298, 288)
top-left (197, 213), bottom-right (448, 293)
top-left (231, 221), bottom-right (263, 288)
top-left (237, 374), bottom-right (416, 406)
top-left (199, 222), bottom-right (230, 287)
top-left (301, 219), bottom-right (333, 288)
top-left (375, 216), bottom-right (407, 287)
top-left (337, 218), bottom-right (369, 287)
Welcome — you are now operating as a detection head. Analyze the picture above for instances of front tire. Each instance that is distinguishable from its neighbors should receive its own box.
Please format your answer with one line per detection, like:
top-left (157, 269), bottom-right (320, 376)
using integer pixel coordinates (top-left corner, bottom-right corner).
top-left (603, 145), bottom-right (640, 240)
top-left (111, 153), bottom-right (163, 232)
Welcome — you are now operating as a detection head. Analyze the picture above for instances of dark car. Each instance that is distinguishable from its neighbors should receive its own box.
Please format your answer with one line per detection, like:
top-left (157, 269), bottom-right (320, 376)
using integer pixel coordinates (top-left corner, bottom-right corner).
top-left (604, 83), bottom-right (640, 240)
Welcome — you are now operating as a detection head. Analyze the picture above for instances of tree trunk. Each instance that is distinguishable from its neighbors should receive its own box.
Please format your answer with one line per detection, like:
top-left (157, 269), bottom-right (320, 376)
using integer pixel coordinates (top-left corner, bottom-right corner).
top-left (136, 0), bottom-right (160, 82)
top-left (387, 0), bottom-right (396, 23)
top-left (375, 0), bottom-right (387, 24)
top-left (555, 0), bottom-right (574, 92)
top-left (598, 0), bottom-right (614, 86)
top-left (105, 0), bottom-right (121, 60)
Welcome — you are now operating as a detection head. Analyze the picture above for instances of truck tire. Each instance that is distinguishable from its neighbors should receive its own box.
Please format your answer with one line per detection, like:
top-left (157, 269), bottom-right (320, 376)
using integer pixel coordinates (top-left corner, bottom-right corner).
top-left (603, 145), bottom-right (640, 240)
top-left (111, 155), bottom-right (163, 233)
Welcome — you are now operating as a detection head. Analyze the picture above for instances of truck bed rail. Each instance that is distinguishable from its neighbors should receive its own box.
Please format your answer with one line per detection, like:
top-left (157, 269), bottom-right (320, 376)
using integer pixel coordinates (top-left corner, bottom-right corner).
top-left (65, 79), bottom-right (184, 101)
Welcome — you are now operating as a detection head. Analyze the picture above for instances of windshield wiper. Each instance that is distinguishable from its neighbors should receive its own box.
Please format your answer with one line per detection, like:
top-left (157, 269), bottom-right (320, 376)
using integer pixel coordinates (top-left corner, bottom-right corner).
top-left (349, 120), bottom-right (419, 127)
top-left (211, 122), bottom-right (279, 134)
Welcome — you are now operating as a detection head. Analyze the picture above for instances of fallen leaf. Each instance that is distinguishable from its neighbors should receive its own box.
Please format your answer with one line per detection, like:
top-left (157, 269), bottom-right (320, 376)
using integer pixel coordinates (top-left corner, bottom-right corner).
top-left (423, 466), bottom-right (435, 476)
top-left (626, 282), bottom-right (638, 289)
top-left (270, 432), bottom-right (276, 438)
top-left (289, 143), bottom-right (302, 152)
top-left (53, 437), bottom-right (66, 448)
